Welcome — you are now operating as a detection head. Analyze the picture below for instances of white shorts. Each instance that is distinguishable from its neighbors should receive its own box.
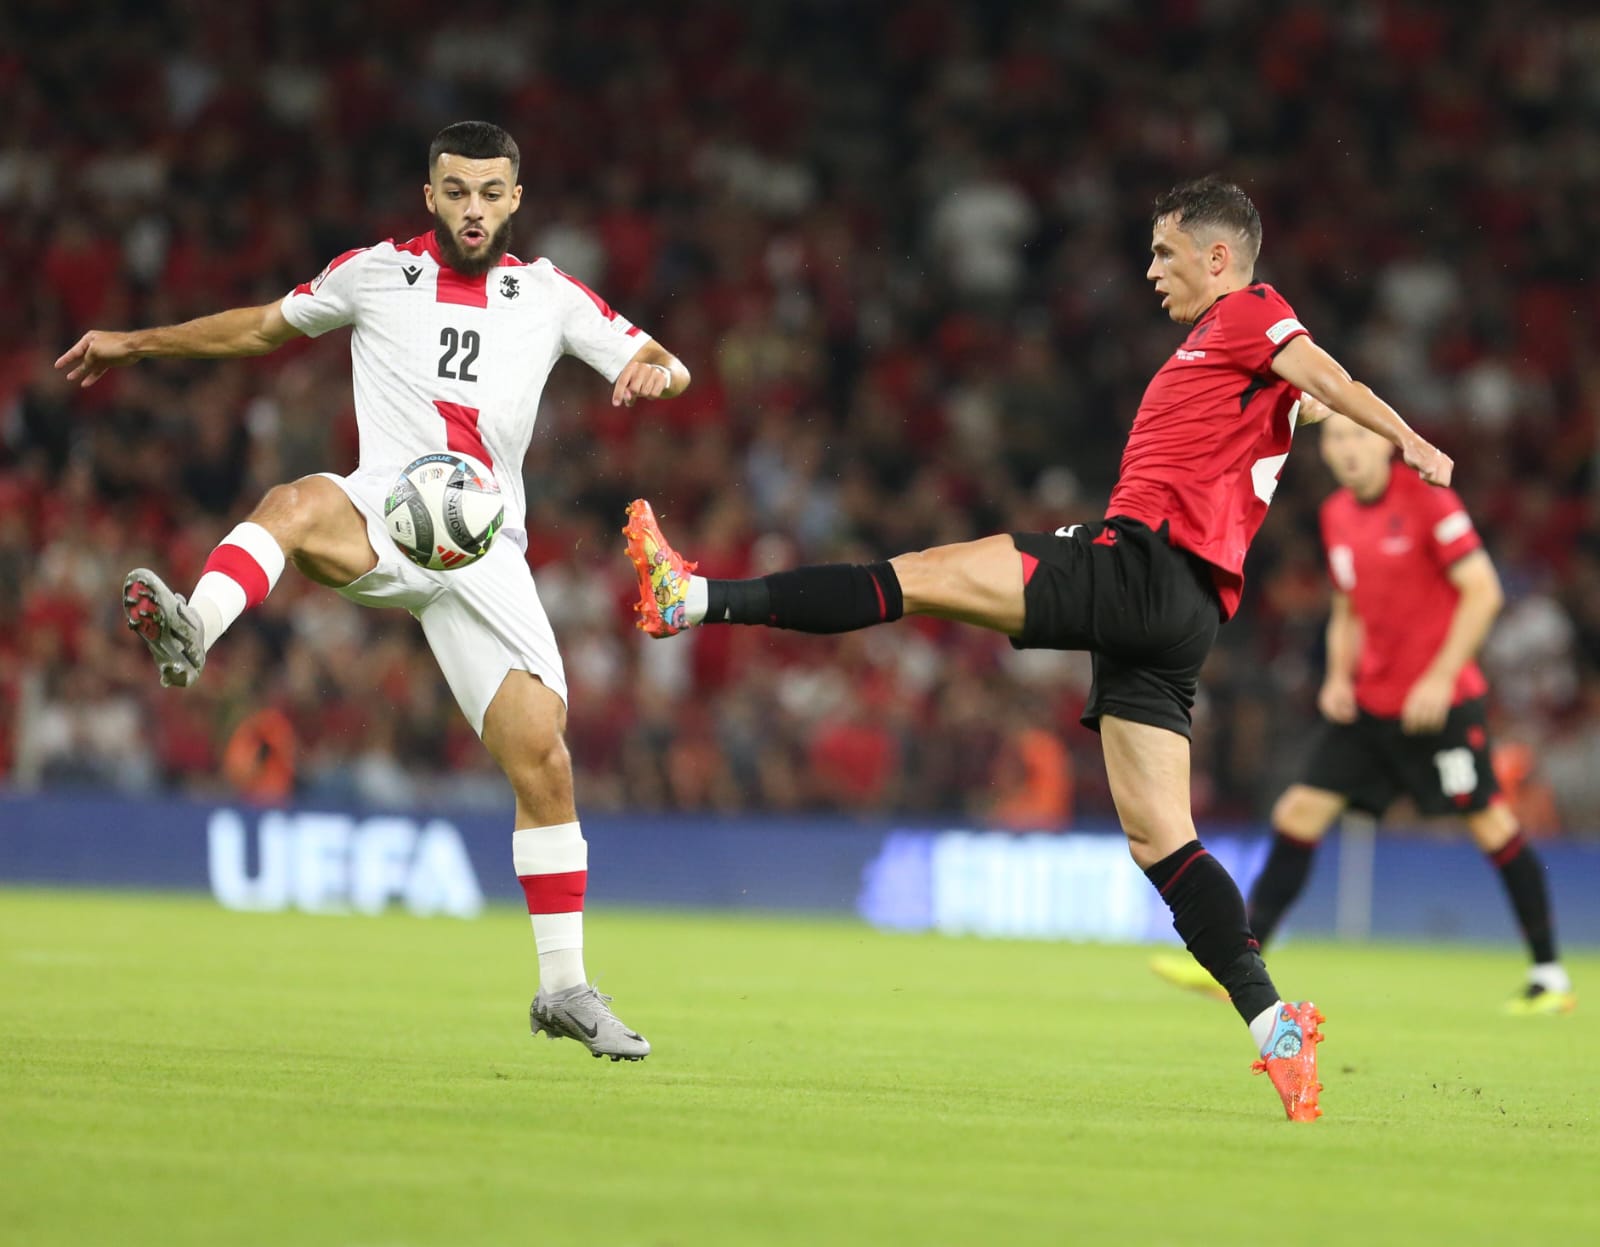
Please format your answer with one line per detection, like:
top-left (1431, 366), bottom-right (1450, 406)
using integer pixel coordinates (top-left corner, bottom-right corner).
top-left (318, 472), bottom-right (567, 733)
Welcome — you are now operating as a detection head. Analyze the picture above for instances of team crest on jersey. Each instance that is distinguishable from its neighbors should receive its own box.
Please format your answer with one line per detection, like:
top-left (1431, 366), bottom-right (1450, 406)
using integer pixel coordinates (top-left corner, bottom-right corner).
top-left (499, 274), bottom-right (520, 299)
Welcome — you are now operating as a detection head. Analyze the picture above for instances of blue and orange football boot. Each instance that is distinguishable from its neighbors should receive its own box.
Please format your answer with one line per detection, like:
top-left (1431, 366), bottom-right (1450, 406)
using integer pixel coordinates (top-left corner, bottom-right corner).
top-left (1252, 1001), bottom-right (1325, 1122)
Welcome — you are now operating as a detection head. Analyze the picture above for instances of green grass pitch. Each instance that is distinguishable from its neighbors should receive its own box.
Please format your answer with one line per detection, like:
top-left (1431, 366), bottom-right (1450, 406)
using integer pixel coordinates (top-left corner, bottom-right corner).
top-left (2, 889), bottom-right (1596, 1247)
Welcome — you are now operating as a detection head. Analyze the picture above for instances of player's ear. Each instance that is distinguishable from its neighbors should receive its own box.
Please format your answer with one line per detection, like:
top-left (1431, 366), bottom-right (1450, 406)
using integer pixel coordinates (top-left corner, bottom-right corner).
top-left (509, 184), bottom-right (523, 213)
top-left (423, 182), bottom-right (436, 212)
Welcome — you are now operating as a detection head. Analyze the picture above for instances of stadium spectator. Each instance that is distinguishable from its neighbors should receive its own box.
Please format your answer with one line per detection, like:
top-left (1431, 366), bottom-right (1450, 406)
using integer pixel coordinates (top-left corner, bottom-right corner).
top-left (5, 0), bottom-right (1600, 843)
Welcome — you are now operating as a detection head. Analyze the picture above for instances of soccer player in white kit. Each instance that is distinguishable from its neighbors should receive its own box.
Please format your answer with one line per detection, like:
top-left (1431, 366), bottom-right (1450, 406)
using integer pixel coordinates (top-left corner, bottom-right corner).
top-left (54, 121), bottom-right (690, 1060)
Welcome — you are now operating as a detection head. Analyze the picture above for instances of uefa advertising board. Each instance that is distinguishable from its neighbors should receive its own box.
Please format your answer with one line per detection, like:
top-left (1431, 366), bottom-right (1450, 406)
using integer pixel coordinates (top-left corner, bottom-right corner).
top-left (3, 793), bottom-right (1599, 945)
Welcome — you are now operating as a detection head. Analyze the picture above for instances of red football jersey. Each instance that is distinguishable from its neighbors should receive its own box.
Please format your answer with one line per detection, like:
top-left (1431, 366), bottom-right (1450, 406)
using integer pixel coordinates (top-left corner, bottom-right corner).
top-left (1320, 467), bottom-right (1488, 717)
top-left (1107, 283), bottom-right (1309, 619)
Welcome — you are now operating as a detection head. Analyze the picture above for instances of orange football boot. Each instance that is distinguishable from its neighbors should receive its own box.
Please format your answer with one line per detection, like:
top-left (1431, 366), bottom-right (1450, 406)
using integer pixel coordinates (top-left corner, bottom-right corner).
top-left (623, 499), bottom-right (698, 637)
top-left (1252, 1001), bottom-right (1325, 1122)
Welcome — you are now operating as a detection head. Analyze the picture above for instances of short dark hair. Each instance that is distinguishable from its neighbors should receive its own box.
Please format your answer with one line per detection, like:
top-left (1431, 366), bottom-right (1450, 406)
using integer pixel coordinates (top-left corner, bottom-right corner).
top-left (1152, 175), bottom-right (1261, 266)
top-left (428, 121), bottom-right (520, 180)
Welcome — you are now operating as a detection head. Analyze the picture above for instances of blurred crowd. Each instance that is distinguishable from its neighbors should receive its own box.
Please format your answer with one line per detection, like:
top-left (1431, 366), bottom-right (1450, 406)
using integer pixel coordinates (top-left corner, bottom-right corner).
top-left (5, 0), bottom-right (1600, 835)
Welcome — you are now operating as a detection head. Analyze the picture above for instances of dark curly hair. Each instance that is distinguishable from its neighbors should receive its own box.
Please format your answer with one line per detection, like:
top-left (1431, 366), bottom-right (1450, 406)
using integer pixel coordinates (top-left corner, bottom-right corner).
top-left (1152, 175), bottom-right (1261, 266)
top-left (428, 121), bottom-right (520, 180)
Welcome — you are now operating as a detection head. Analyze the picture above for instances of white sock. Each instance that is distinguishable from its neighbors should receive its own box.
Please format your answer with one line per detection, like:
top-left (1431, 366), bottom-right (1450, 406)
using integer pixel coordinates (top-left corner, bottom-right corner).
top-left (1248, 1001), bottom-right (1287, 1054)
top-left (513, 822), bottom-right (588, 994)
top-left (1530, 962), bottom-right (1571, 994)
top-left (685, 575), bottom-right (708, 625)
top-left (190, 521), bottom-right (286, 652)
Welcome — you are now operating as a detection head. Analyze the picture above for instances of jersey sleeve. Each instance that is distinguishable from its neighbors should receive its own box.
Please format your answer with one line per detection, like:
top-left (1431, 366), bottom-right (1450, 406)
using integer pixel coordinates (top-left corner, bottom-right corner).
top-left (1225, 285), bottom-right (1310, 375)
top-left (280, 247), bottom-right (368, 338)
top-left (551, 265), bottom-right (648, 381)
top-left (1417, 484), bottom-right (1483, 569)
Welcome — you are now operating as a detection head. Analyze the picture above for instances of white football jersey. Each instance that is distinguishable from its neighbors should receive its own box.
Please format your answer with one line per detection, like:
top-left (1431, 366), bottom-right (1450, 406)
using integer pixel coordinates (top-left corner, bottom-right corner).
top-left (280, 232), bottom-right (649, 542)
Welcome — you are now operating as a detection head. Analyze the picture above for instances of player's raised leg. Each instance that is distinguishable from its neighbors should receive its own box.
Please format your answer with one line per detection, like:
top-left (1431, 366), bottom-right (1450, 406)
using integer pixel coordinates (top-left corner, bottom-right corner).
top-left (124, 475), bottom-right (374, 687)
top-left (479, 671), bottom-right (650, 1060)
top-left (1465, 804), bottom-right (1576, 1015)
top-left (624, 498), bottom-right (1025, 638)
top-left (1101, 715), bottom-right (1323, 1121)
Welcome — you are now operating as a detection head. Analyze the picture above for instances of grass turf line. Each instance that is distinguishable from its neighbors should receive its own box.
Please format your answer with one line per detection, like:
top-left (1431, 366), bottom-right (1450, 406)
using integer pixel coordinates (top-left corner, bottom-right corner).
top-left (1, 888), bottom-right (1596, 1247)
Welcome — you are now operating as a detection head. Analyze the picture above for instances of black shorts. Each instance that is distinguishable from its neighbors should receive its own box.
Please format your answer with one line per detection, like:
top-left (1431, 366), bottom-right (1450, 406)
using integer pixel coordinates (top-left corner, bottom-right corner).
top-left (1010, 517), bottom-right (1222, 738)
top-left (1298, 697), bottom-right (1501, 816)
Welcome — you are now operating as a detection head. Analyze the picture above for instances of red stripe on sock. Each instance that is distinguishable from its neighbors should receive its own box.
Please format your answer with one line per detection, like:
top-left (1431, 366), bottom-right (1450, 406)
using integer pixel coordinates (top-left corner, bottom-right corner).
top-left (1490, 833), bottom-right (1526, 869)
top-left (1159, 847), bottom-right (1211, 896)
top-left (202, 543), bottom-right (271, 607)
top-left (518, 870), bottom-right (587, 914)
top-left (1019, 551), bottom-right (1040, 585)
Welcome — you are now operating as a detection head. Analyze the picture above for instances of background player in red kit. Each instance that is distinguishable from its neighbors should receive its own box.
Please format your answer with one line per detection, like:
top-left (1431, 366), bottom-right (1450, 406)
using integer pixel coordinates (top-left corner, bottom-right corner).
top-left (1156, 405), bottom-right (1575, 1014)
top-left (624, 175), bottom-right (1455, 1121)
top-left (55, 121), bottom-right (691, 1060)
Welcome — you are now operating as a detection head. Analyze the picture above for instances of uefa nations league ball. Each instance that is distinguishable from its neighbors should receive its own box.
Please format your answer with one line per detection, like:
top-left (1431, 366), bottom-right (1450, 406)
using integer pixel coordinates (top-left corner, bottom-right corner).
top-left (384, 452), bottom-right (505, 571)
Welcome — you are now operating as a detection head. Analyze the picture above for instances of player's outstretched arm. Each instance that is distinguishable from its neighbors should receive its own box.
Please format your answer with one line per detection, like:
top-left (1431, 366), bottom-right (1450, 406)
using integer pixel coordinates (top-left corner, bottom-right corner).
top-left (1271, 337), bottom-right (1453, 487)
top-left (611, 342), bottom-right (691, 408)
top-left (55, 301), bottom-right (304, 388)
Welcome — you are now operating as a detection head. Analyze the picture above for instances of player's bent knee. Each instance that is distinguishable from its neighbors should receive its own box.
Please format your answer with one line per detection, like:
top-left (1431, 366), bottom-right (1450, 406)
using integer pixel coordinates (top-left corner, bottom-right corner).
top-left (250, 478), bottom-right (347, 551)
top-left (892, 538), bottom-right (1023, 628)
top-left (249, 482), bottom-right (310, 546)
top-left (1465, 803), bottom-right (1517, 853)
top-left (1271, 786), bottom-right (1339, 841)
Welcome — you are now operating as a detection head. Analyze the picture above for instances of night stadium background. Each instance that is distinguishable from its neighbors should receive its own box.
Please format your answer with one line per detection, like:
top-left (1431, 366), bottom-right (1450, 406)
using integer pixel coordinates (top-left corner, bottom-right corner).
top-left (3, 3), bottom-right (1597, 1245)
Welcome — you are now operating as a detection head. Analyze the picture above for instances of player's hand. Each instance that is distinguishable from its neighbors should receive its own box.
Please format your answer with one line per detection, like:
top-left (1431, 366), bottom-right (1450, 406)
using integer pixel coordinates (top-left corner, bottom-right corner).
top-left (55, 330), bottom-right (140, 388)
top-left (1403, 437), bottom-right (1454, 488)
top-left (1296, 394), bottom-right (1334, 426)
top-left (612, 360), bottom-right (672, 408)
top-left (1400, 670), bottom-right (1454, 735)
top-left (1317, 676), bottom-right (1358, 724)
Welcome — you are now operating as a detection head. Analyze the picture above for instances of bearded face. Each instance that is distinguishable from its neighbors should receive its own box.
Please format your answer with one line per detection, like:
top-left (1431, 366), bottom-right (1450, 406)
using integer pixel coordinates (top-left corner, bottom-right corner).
top-left (425, 153), bottom-right (522, 276)
top-left (432, 212), bottom-right (514, 276)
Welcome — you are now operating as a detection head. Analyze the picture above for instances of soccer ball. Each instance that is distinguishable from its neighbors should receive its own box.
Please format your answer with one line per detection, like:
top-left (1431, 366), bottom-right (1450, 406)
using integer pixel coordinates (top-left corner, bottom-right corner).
top-left (384, 452), bottom-right (504, 571)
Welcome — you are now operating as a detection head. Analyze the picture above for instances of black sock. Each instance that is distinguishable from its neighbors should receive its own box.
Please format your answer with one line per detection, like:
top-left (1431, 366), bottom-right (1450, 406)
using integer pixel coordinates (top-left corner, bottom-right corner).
top-left (1145, 840), bottom-right (1280, 1025)
top-left (704, 562), bottom-right (903, 632)
top-left (1489, 832), bottom-right (1559, 964)
top-left (1245, 831), bottom-right (1320, 947)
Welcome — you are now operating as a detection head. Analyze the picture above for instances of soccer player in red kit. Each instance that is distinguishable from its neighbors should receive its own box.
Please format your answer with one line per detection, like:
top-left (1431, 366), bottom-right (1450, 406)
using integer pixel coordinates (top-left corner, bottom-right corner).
top-left (56, 121), bottom-right (691, 1060)
top-left (1156, 405), bottom-right (1574, 1013)
top-left (624, 175), bottom-right (1455, 1120)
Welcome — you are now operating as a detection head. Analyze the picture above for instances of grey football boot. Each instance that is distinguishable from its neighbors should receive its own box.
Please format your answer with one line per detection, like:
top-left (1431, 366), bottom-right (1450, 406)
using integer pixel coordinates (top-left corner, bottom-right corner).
top-left (122, 568), bottom-right (206, 688)
top-left (530, 984), bottom-right (651, 1061)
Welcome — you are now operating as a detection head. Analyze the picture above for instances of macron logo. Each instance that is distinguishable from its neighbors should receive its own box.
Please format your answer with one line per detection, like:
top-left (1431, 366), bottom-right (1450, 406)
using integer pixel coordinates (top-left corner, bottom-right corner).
top-left (403, 265), bottom-right (423, 286)
top-left (1265, 317), bottom-right (1305, 345)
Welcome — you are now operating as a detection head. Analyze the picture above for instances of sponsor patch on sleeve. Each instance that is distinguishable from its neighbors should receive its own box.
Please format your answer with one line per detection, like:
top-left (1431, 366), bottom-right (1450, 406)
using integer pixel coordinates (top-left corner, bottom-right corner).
top-left (1433, 511), bottom-right (1474, 545)
top-left (1265, 317), bottom-right (1306, 345)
